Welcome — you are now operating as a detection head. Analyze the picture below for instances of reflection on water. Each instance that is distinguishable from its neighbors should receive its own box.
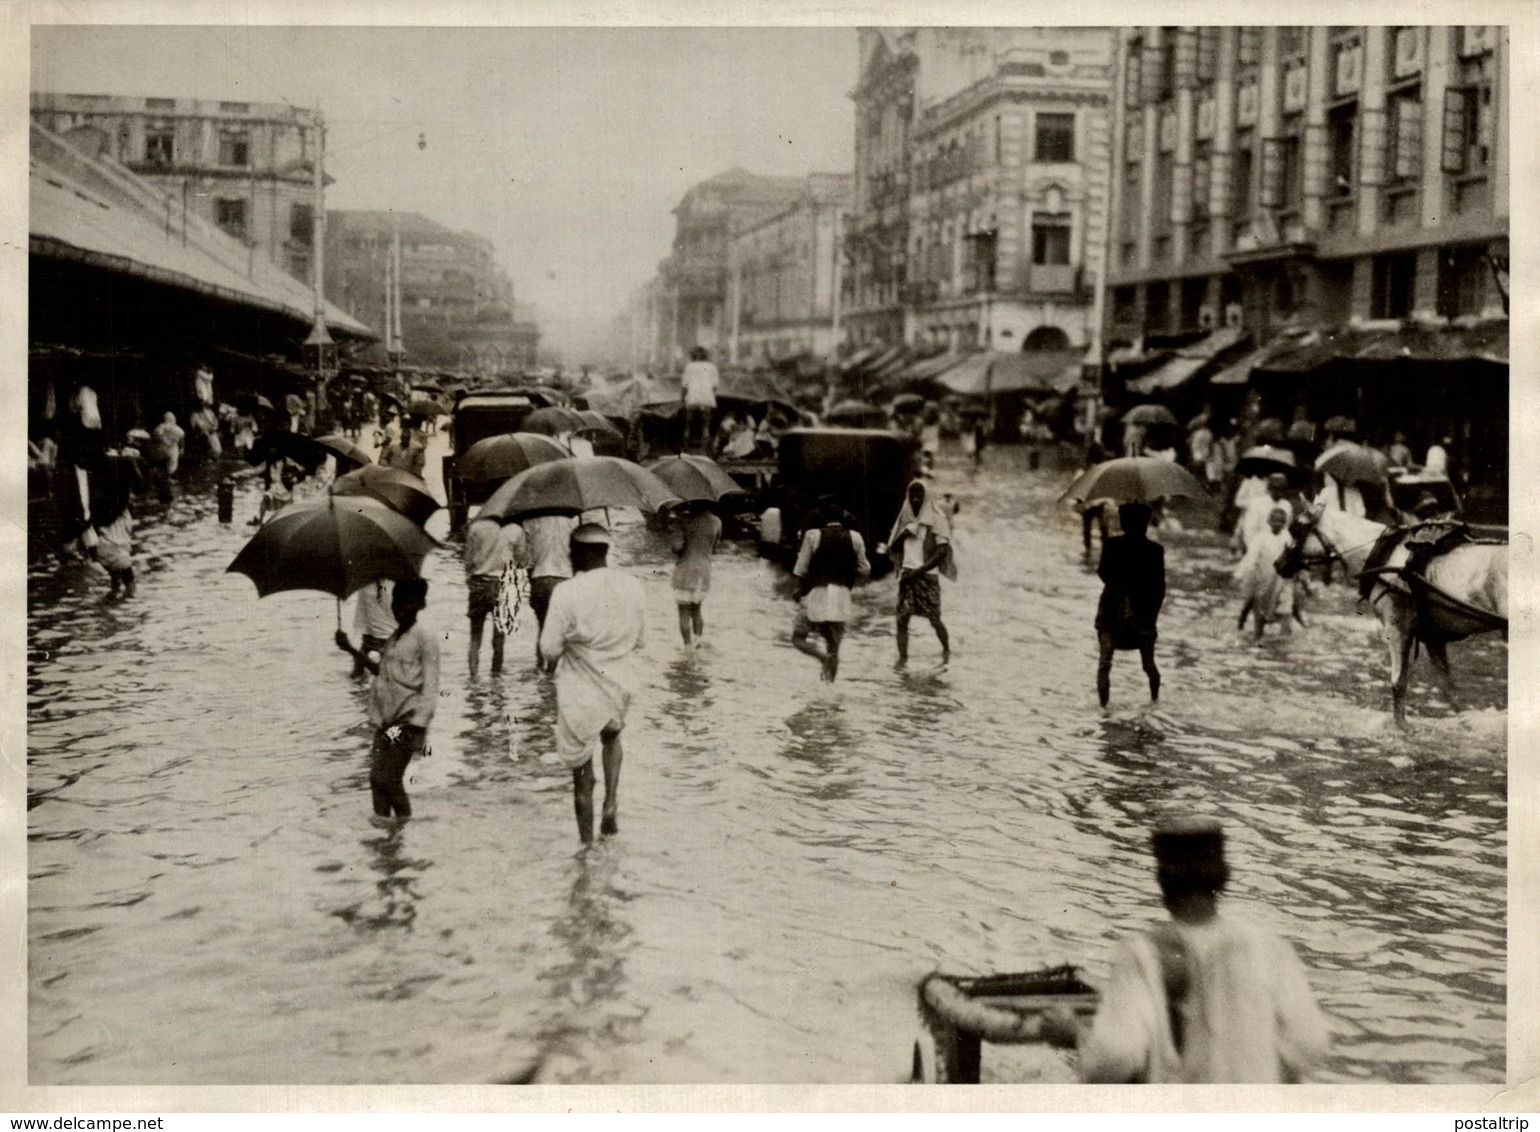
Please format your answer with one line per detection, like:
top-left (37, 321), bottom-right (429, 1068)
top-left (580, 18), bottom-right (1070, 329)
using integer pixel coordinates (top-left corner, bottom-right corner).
top-left (28, 441), bottom-right (1505, 1084)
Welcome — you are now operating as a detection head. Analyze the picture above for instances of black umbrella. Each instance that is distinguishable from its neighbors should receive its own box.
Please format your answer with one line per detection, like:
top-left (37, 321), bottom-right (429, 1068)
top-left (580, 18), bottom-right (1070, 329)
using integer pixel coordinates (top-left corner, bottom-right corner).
top-left (477, 456), bottom-right (680, 522)
top-left (1121, 404), bottom-right (1179, 427)
top-left (1235, 445), bottom-right (1301, 481)
top-left (315, 434), bottom-right (373, 471)
top-left (575, 409), bottom-right (624, 437)
top-left (644, 454), bottom-right (746, 503)
top-left (332, 465), bottom-right (441, 527)
top-left (522, 406), bottom-right (588, 436)
top-left (227, 493), bottom-right (439, 626)
top-left (1060, 457), bottom-right (1207, 506)
top-left (247, 429), bottom-right (335, 472)
top-left (456, 432), bottom-right (571, 483)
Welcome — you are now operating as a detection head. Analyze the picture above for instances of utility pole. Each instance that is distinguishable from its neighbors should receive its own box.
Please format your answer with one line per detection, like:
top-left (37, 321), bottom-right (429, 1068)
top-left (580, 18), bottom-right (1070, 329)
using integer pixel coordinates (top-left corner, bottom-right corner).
top-left (389, 211), bottom-right (405, 369)
top-left (1086, 29), bottom-right (1127, 453)
top-left (302, 105), bottom-right (336, 419)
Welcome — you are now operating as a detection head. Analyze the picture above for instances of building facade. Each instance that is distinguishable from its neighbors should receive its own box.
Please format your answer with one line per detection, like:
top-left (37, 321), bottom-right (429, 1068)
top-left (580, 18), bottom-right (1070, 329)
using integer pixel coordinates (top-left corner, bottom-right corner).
top-left (844, 29), bottom-right (1115, 354)
top-left (662, 168), bottom-right (809, 364)
top-left (325, 210), bottom-right (538, 372)
top-left (1107, 26), bottom-right (1508, 347)
top-left (31, 93), bottom-right (324, 283)
top-left (727, 173), bottom-right (853, 364)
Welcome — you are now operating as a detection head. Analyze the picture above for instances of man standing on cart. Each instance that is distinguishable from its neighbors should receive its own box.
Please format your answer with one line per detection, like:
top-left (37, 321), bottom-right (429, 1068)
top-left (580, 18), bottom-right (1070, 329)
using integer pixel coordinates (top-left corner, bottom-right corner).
top-left (1041, 816), bottom-right (1330, 1082)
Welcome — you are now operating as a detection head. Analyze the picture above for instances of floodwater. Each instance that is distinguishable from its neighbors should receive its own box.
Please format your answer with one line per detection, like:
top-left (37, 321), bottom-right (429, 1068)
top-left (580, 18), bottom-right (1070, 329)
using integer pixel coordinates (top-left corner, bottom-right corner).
top-left (28, 435), bottom-right (1506, 1085)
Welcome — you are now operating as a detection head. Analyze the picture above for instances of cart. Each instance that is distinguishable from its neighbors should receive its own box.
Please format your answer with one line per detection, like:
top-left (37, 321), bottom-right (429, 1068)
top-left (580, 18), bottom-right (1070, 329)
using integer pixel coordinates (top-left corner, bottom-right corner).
top-left (911, 965), bottom-right (1099, 1083)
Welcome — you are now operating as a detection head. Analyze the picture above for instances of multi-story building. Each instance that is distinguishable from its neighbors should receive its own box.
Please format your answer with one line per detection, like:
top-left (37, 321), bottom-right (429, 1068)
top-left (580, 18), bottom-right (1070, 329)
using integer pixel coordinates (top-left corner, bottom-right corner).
top-left (1108, 26), bottom-right (1508, 511)
top-left (844, 29), bottom-right (1115, 356)
top-left (662, 168), bottom-right (807, 364)
top-left (325, 210), bottom-right (538, 372)
top-left (31, 93), bottom-right (325, 283)
top-left (727, 172), bottom-right (853, 364)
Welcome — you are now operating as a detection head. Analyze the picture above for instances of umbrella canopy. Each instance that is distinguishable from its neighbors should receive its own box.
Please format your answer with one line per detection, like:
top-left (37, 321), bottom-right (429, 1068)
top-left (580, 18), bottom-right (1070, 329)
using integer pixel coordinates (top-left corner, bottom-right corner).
top-left (1121, 404), bottom-right (1179, 427)
top-left (456, 431), bottom-right (571, 483)
top-left (521, 406), bottom-right (588, 436)
top-left (644, 454), bottom-right (746, 503)
top-left (314, 434), bottom-right (374, 471)
top-left (332, 464), bottom-right (441, 527)
top-left (378, 391), bottom-right (404, 412)
top-left (1317, 443), bottom-right (1388, 486)
top-left (1323, 414), bottom-right (1358, 436)
top-left (477, 456), bottom-right (680, 522)
top-left (1060, 457), bottom-right (1208, 506)
top-left (408, 396), bottom-right (448, 419)
top-left (891, 392), bottom-right (926, 413)
top-left (575, 409), bottom-right (624, 437)
top-left (825, 400), bottom-right (889, 428)
top-left (1235, 445), bottom-right (1300, 480)
top-left (1250, 417), bottom-right (1289, 444)
top-left (247, 429), bottom-right (342, 472)
top-left (227, 494), bottom-right (438, 600)
top-left (236, 392), bottom-right (276, 412)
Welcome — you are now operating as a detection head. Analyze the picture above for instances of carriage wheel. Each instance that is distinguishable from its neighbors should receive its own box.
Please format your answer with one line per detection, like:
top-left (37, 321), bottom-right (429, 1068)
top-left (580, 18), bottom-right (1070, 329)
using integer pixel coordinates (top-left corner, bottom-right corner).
top-left (911, 1030), bottom-right (944, 1083)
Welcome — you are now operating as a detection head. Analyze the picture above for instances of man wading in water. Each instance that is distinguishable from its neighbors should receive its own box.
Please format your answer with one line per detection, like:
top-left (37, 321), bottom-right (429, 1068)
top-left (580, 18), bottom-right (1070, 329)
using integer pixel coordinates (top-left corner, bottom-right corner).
top-left (539, 524), bottom-right (646, 844)
top-left (1041, 816), bottom-right (1330, 1082)
top-left (791, 499), bottom-right (871, 681)
top-left (887, 479), bottom-right (955, 668)
top-left (335, 577), bottom-right (440, 820)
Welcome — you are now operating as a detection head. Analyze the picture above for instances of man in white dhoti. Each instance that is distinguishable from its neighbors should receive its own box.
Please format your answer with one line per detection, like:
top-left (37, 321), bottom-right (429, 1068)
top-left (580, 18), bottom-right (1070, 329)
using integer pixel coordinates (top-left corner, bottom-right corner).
top-left (1042, 816), bottom-right (1330, 1082)
top-left (539, 523), bottom-right (646, 844)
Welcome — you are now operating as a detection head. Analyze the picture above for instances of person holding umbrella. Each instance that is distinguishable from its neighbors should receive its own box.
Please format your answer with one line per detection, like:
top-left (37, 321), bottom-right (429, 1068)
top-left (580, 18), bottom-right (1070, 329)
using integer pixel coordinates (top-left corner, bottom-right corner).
top-left (1094, 502), bottom-right (1165, 708)
top-left (465, 513), bottom-right (524, 678)
top-left (669, 500), bottom-right (722, 650)
top-left (334, 577), bottom-right (440, 821)
top-left (539, 524), bottom-right (646, 844)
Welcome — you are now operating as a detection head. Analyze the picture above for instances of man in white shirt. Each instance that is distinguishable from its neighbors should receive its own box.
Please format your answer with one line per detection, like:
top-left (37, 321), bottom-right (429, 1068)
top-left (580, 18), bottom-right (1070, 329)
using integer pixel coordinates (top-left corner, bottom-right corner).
top-left (539, 524), bottom-right (646, 843)
top-left (350, 579), bottom-right (397, 678)
top-left (680, 345), bottom-right (720, 454)
top-left (1042, 817), bottom-right (1330, 1083)
top-left (522, 513), bottom-right (577, 672)
top-left (791, 500), bottom-right (871, 681)
top-left (464, 514), bottom-right (525, 678)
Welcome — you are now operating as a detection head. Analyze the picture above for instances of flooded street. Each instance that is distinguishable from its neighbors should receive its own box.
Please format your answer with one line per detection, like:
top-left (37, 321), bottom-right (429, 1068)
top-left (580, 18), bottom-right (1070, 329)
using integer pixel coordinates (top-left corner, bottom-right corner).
top-left (27, 438), bottom-right (1506, 1086)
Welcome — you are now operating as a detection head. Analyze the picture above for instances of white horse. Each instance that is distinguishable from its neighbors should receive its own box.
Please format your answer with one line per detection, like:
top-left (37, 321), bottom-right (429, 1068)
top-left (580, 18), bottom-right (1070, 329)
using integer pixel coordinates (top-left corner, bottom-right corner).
top-left (1278, 503), bottom-right (1507, 726)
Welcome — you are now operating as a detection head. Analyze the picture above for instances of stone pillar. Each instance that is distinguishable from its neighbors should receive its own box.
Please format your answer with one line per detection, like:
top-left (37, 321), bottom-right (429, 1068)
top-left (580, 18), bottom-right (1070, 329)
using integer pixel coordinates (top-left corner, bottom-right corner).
top-left (1357, 27), bottom-right (1390, 237)
top-left (1420, 27), bottom-right (1453, 229)
top-left (1302, 27), bottom-right (1331, 231)
top-left (1210, 27), bottom-right (1238, 256)
top-left (1172, 29), bottom-right (1197, 265)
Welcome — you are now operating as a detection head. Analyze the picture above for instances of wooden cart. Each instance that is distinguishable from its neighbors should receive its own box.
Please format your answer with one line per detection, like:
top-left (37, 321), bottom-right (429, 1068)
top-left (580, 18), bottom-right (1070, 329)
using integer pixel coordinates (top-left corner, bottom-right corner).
top-left (912, 965), bottom-right (1099, 1083)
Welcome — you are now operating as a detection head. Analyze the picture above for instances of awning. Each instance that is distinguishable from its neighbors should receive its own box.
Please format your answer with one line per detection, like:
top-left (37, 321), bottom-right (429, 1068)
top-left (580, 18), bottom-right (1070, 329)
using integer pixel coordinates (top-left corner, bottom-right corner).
top-left (1125, 326), bottom-right (1247, 394)
top-left (1211, 346), bottom-right (1273, 385)
top-left (936, 350), bottom-right (1084, 396)
top-left (1254, 320), bottom-right (1510, 375)
top-left (30, 123), bottom-right (374, 341)
top-left (899, 351), bottom-right (967, 384)
top-left (839, 344), bottom-right (882, 373)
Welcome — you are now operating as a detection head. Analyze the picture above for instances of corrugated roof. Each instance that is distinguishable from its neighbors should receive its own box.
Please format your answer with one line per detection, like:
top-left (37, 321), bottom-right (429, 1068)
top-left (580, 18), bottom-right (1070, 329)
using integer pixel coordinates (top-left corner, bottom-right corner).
top-left (30, 122), bottom-right (374, 340)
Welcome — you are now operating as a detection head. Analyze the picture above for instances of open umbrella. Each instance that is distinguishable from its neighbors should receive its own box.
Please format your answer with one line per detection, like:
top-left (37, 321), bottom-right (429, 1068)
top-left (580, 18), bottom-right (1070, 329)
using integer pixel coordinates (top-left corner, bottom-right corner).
top-left (891, 392), bottom-right (926, 414)
top-left (1250, 417), bottom-right (1288, 445)
top-left (1060, 457), bottom-right (1207, 506)
top-left (332, 465), bottom-right (441, 527)
top-left (227, 494), bottom-right (439, 625)
top-left (247, 429), bottom-right (336, 471)
top-left (456, 432), bottom-right (570, 483)
top-left (575, 409), bottom-right (624, 437)
top-left (477, 456), bottom-right (681, 522)
top-left (237, 392), bottom-right (276, 412)
top-left (825, 400), bottom-right (889, 428)
top-left (1235, 445), bottom-right (1300, 480)
top-left (1121, 404), bottom-right (1179, 427)
top-left (1317, 443), bottom-right (1388, 486)
top-left (314, 434), bottom-right (373, 471)
top-left (1323, 414), bottom-right (1358, 437)
top-left (521, 406), bottom-right (588, 436)
top-left (408, 397), bottom-right (448, 420)
top-left (644, 454), bottom-right (746, 503)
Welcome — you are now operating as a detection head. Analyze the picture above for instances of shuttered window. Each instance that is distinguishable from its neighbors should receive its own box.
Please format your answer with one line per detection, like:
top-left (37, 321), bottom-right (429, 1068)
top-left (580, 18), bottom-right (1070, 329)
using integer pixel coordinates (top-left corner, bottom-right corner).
top-left (1441, 86), bottom-right (1470, 173)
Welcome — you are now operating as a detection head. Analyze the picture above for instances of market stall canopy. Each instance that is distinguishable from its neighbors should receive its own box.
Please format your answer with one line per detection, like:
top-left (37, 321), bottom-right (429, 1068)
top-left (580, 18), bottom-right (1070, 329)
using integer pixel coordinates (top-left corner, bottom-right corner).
top-left (1125, 326), bottom-right (1246, 394)
top-left (936, 350), bottom-right (1083, 397)
top-left (30, 123), bottom-right (375, 341)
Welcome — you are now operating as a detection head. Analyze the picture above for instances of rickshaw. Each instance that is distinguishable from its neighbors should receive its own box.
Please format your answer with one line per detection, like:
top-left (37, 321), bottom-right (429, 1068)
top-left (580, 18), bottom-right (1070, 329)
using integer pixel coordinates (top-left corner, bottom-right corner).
top-left (442, 387), bottom-right (562, 530)
top-left (910, 965), bottom-right (1099, 1083)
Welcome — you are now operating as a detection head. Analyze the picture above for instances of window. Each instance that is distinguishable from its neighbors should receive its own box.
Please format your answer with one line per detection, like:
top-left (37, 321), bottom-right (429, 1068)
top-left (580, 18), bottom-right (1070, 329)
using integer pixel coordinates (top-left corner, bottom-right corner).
top-left (1279, 117), bottom-right (1304, 207)
top-left (1157, 30), bottom-right (1177, 100)
top-left (1035, 113), bottom-right (1075, 162)
top-left (1122, 162), bottom-right (1141, 239)
top-left (1278, 26), bottom-right (1307, 60)
top-left (1328, 105), bottom-right (1357, 195)
top-left (1196, 28), bottom-right (1220, 84)
top-left (1442, 55), bottom-right (1494, 175)
top-left (1370, 252), bottom-right (1417, 318)
top-left (290, 202), bottom-right (314, 245)
top-left (1152, 152), bottom-right (1174, 236)
top-left (144, 128), bottom-right (174, 166)
top-left (1031, 214), bottom-right (1072, 265)
top-left (1124, 38), bottom-right (1144, 107)
top-left (1146, 280), bottom-right (1171, 333)
top-left (1436, 244), bottom-right (1490, 317)
top-left (1237, 27), bottom-right (1262, 68)
top-left (215, 198), bottom-right (248, 239)
top-left (218, 130), bottom-right (250, 167)
top-left (1192, 143), bottom-right (1212, 218)
top-left (1225, 137), bottom-right (1250, 217)
top-left (1387, 89), bottom-right (1423, 181)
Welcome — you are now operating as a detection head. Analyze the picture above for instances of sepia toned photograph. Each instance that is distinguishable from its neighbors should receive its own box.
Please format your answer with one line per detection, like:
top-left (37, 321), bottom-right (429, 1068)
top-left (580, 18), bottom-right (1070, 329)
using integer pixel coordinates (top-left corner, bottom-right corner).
top-left (18, 15), bottom-right (1514, 1095)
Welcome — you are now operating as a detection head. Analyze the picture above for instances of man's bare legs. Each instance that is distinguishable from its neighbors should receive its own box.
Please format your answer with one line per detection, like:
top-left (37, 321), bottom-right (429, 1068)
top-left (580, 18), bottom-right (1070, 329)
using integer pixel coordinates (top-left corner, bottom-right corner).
top-left (570, 725), bottom-right (625, 844)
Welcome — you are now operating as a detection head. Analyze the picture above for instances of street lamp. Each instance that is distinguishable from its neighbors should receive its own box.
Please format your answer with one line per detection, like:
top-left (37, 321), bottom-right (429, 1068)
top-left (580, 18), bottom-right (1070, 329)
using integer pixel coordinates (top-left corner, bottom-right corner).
top-left (303, 106), bottom-right (337, 416)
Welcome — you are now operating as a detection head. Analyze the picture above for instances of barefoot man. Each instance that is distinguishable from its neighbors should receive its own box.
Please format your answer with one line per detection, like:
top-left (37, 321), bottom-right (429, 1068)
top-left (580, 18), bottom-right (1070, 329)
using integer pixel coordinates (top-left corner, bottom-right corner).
top-left (539, 523), bottom-right (646, 843)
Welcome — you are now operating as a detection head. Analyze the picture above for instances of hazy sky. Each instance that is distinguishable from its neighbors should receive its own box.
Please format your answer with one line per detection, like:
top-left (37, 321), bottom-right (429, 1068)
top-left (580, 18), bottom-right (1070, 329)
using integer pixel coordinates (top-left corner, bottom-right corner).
top-left (31, 25), bottom-right (858, 358)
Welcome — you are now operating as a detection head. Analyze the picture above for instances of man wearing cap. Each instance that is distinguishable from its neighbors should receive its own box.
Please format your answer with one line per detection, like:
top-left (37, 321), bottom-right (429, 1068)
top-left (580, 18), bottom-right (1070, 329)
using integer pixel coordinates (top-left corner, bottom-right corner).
top-left (538, 523), bottom-right (646, 843)
top-left (1043, 817), bottom-right (1330, 1082)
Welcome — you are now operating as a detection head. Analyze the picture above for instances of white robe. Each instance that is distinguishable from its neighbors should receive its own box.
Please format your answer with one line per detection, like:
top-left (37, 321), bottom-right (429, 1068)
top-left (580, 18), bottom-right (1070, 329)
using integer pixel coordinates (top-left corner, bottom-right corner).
top-left (539, 567), bottom-right (646, 768)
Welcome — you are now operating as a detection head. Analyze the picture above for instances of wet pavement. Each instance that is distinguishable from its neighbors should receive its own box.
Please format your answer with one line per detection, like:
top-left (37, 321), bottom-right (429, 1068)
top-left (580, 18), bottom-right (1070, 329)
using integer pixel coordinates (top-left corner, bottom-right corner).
top-left (27, 436), bottom-right (1506, 1085)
